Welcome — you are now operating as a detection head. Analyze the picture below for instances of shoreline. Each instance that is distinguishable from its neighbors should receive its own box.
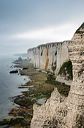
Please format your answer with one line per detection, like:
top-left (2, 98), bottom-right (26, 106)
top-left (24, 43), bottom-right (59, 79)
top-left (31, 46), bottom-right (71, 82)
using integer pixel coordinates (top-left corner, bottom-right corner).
top-left (0, 65), bottom-right (54, 128)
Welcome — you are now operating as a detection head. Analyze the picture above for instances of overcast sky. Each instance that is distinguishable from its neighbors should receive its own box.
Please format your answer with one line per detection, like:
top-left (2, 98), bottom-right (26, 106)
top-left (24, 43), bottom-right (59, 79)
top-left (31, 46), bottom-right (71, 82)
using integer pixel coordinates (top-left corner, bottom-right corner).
top-left (0, 0), bottom-right (84, 55)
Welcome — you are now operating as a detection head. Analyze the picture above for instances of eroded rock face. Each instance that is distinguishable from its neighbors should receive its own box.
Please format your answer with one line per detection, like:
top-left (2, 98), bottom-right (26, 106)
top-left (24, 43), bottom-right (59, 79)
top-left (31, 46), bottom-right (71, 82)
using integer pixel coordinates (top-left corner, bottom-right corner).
top-left (64, 27), bottom-right (84, 127)
top-left (30, 23), bottom-right (84, 128)
top-left (31, 88), bottom-right (67, 128)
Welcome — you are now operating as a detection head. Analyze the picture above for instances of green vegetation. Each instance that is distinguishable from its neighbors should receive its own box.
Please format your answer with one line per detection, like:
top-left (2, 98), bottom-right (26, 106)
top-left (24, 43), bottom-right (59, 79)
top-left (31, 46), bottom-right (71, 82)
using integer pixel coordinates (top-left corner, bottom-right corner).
top-left (58, 60), bottom-right (73, 80)
top-left (46, 71), bottom-right (56, 84)
top-left (46, 71), bottom-right (70, 97)
top-left (0, 117), bottom-right (30, 127)
top-left (14, 96), bottom-right (34, 108)
top-left (54, 81), bottom-right (70, 97)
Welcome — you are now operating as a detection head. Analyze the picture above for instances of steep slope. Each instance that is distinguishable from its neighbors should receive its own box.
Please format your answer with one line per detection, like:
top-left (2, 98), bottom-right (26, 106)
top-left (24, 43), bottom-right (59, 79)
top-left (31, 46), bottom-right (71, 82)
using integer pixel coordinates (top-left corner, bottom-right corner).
top-left (30, 23), bottom-right (84, 128)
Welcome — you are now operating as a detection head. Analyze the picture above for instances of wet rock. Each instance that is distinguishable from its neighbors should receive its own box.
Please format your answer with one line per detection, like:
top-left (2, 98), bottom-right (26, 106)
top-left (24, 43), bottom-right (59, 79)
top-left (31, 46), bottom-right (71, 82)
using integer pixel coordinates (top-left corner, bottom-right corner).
top-left (9, 70), bottom-right (18, 74)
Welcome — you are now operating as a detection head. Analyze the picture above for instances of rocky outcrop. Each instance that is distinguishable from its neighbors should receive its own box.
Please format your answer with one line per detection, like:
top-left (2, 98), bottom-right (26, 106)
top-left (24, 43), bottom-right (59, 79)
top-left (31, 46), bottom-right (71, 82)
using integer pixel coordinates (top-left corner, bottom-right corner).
top-left (31, 88), bottom-right (67, 128)
top-left (30, 23), bottom-right (84, 128)
top-left (64, 24), bottom-right (84, 127)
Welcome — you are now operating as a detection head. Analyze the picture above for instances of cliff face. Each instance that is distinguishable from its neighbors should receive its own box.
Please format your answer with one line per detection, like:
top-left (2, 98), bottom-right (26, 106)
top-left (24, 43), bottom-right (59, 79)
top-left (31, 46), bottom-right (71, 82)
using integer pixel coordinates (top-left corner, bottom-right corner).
top-left (27, 41), bottom-right (69, 74)
top-left (65, 25), bottom-right (84, 127)
top-left (29, 23), bottom-right (84, 128)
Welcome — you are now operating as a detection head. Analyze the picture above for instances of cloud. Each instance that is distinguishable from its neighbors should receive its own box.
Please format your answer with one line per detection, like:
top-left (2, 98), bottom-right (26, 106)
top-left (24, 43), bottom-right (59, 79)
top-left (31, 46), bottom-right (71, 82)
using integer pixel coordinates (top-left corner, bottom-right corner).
top-left (11, 23), bottom-right (78, 42)
top-left (0, 22), bottom-right (80, 44)
top-left (0, 22), bottom-right (82, 55)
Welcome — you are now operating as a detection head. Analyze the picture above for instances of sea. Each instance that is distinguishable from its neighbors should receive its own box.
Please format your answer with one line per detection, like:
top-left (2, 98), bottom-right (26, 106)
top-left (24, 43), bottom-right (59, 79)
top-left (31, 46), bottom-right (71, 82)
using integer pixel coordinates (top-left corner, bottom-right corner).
top-left (0, 55), bottom-right (29, 120)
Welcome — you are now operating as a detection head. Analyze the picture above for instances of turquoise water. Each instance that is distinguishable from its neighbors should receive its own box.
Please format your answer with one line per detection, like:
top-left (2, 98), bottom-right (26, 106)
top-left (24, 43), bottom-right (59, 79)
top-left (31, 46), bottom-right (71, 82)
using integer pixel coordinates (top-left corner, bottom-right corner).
top-left (0, 55), bottom-right (29, 120)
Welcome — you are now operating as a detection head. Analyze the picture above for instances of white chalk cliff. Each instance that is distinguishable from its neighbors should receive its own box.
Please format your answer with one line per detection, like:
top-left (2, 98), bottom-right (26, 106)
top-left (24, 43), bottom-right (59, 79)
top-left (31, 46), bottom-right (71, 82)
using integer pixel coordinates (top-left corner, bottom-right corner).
top-left (29, 23), bottom-right (84, 128)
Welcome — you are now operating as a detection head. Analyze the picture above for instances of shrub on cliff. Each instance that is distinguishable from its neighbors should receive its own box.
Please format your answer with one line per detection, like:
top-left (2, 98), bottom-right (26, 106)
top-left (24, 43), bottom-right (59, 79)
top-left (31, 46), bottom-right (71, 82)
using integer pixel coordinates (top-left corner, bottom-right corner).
top-left (46, 71), bottom-right (70, 97)
top-left (55, 81), bottom-right (70, 97)
top-left (46, 71), bottom-right (56, 84)
top-left (58, 60), bottom-right (73, 80)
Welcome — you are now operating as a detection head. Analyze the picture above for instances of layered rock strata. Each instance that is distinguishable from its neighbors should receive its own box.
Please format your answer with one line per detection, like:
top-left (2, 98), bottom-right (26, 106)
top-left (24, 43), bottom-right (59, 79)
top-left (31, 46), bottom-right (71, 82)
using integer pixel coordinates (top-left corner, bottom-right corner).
top-left (30, 23), bottom-right (84, 128)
